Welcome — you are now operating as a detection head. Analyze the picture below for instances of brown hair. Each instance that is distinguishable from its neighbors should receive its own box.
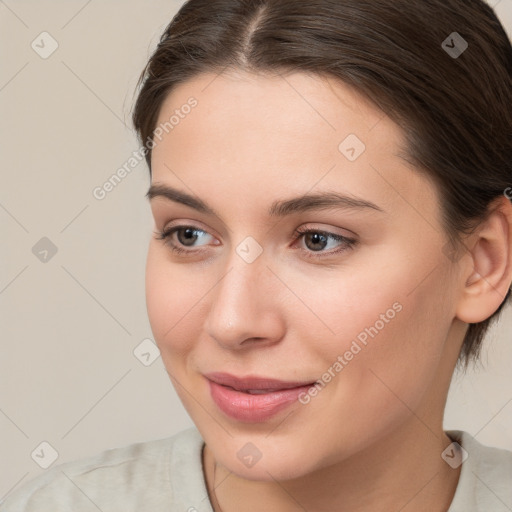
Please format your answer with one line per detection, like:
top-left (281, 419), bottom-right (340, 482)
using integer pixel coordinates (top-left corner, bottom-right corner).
top-left (132, 0), bottom-right (512, 368)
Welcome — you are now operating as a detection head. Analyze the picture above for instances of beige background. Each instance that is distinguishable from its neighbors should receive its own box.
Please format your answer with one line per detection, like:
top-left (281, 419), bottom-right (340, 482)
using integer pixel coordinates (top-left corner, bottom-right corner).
top-left (1, 0), bottom-right (512, 499)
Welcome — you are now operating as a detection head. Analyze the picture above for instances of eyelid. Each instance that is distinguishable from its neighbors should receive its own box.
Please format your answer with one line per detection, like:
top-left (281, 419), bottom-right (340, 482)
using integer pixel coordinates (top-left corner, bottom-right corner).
top-left (294, 222), bottom-right (358, 239)
top-left (159, 219), bottom-right (355, 242)
top-left (151, 203), bottom-right (231, 235)
top-left (292, 227), bottom-right (357, 257)
top-left (158, 224), bottom-right (218, 249)
top-left (160, 219), bottom-right (221, 240)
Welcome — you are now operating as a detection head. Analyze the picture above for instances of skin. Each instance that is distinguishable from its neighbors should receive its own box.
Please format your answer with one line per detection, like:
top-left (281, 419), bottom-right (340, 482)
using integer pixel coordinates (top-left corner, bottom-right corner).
top-left (145, 69), bottom-right (512, 512)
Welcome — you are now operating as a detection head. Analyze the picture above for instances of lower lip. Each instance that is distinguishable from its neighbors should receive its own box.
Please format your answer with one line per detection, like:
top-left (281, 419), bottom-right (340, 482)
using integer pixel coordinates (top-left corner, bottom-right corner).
top-left (208, 380), bottom-right (315, 423)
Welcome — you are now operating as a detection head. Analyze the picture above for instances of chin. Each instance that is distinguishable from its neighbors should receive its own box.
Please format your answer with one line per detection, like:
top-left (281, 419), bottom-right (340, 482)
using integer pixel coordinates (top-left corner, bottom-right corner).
top-left (202, 428), bottom-right (326, 482)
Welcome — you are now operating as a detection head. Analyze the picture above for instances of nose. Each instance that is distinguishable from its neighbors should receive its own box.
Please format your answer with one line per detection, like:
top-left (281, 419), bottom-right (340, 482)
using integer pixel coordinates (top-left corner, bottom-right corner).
top-left (203, 250), bottom-right (285, 350)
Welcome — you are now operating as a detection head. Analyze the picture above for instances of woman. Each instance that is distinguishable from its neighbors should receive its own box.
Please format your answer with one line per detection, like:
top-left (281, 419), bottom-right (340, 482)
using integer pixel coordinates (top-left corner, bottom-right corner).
top-left (2, 0), bottom-right (511, 510)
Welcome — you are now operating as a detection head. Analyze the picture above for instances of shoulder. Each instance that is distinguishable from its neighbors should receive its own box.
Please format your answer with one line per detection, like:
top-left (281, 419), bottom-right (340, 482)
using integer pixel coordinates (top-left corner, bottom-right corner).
top-left (447, 430), bottom-right (512, 511)
top-left (0, 427), bottom-right (208, 512)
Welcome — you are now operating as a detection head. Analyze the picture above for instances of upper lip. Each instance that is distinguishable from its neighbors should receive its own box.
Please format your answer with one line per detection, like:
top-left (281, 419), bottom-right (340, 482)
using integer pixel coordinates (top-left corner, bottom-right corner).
top-left (204, 372), bottom-right (317, 391)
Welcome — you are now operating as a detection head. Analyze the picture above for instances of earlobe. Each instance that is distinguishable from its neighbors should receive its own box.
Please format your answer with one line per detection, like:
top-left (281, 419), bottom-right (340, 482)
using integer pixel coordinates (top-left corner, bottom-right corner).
top-left (456, 195), bottom-right (512, 324)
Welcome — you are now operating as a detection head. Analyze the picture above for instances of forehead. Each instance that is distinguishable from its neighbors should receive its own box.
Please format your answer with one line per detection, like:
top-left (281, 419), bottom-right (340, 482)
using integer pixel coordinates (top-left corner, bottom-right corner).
top-left (150, 70), bottom-right (440, 228)
top-left (154, 69), bottom-right (391, 151)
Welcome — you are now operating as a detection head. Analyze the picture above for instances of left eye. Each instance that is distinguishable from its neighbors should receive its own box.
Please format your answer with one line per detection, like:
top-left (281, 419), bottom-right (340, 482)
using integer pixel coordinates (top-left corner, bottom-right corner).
top-left (292, 228), bottom-right (357, 257)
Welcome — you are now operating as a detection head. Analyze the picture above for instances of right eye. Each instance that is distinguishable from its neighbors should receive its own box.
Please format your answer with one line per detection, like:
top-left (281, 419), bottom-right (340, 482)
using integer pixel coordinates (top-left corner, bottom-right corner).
top-left (154, 225), bottom-right (218, 255)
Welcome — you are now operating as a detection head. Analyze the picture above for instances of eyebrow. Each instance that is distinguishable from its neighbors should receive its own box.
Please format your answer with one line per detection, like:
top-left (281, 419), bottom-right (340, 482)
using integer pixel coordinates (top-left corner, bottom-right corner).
top-left (146, 183), bottom-right (384, 218)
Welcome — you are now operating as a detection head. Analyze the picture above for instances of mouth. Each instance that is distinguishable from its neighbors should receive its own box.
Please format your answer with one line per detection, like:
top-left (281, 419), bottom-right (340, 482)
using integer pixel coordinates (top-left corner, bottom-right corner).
top-left (238, 388), bottom-right (286, 394)
top-left (204, 372), bottom-right (318, 422)
top-left (204, 371), bottom-right (318, 391)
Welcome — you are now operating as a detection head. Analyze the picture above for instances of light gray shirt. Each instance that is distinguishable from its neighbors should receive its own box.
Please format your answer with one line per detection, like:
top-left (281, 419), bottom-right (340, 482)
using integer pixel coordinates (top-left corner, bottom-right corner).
top-left (1, 428), bottom-right (511, 511)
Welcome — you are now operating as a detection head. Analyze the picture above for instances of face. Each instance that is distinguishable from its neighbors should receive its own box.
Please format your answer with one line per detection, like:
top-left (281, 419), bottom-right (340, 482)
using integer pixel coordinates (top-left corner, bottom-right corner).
top-left (146, 70), bottom-right (464, 481)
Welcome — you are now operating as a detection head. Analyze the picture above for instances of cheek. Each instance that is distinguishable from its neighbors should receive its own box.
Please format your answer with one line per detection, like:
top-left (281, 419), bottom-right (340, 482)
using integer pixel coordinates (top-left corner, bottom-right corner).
top-left (287, 267), bottom-right (453, 465)
top-left (145, 243), bottom-right (204, 356)
top-left (276, 259), bottom-right (404, 352)
top-left (145, 244), bottom-right (171, 343)
top-left (298, 252), bottom-right (453, 408)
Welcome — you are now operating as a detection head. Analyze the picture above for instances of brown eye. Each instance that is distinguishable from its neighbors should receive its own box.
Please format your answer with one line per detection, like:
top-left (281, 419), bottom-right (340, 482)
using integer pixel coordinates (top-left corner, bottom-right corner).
top-left (294, 228), bottom-right (357, 259)
top-left (303, 232), bottom-right (329, 251)
top-left (176, 227), bottom-right (200, 247)
top-left (155, 225), bottom-right (216, 255)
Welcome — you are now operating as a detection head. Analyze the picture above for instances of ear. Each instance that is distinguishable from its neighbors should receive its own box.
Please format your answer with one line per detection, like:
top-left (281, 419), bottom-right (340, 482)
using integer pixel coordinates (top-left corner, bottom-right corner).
top-left (455, 195), bottom-right (512, 324)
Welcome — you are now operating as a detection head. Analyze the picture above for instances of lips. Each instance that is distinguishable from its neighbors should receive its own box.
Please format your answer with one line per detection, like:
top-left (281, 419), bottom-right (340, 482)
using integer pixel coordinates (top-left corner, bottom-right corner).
top-left (205, 371), bottom-right (317, 391)
top-left (204, 372), bottom-right (318, 422)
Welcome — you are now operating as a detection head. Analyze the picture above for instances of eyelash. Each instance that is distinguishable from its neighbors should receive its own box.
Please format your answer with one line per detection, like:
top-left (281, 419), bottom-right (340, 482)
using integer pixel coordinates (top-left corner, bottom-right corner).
top-left (154, 225), bottom-right (357, 259)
